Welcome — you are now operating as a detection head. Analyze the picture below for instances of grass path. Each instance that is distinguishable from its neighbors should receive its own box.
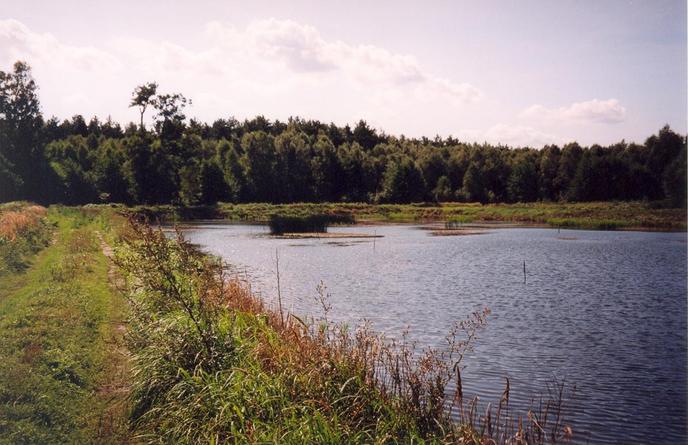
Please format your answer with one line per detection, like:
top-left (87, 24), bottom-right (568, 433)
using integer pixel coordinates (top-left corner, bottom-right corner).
top-left (92, 233), bottom-right (131, 443)
top-left (0, 210), bottom-right (131, 444)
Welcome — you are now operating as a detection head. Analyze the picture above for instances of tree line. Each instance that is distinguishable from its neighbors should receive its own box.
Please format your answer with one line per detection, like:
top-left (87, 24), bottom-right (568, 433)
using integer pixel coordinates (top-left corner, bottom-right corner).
top-left (1, 61), bottom-right (686, 207)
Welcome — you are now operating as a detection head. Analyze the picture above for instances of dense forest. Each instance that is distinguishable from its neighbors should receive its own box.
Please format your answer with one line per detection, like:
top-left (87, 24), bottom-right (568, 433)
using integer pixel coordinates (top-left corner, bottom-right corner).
top-left (1, 61), bottom-right (686, 207)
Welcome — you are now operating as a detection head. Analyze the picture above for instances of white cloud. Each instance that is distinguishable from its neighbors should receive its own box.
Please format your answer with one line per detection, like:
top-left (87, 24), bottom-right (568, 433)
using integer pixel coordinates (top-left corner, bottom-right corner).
top-left (2, 17), bottom-right (633, 148)
top-left (520, 98), bottom-right (627, 124)
top-left (0, 18), bottom-right (484, 129)
top-left (0, 19), bottom-right (120, 73)
top-left (202, 18), bottom-right (482, 103)
top-left (483, 124), bottom-right (565, 148)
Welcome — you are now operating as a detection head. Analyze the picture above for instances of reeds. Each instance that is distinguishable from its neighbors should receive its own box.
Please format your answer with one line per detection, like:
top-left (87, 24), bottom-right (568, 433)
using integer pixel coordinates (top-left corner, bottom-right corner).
top-left (115, 218), bottom-right (573, 444)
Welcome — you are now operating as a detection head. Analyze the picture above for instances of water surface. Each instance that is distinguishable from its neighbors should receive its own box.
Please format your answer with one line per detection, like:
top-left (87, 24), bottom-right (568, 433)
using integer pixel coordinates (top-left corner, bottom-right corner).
top-left (183, 223), bottom-right (687, 444)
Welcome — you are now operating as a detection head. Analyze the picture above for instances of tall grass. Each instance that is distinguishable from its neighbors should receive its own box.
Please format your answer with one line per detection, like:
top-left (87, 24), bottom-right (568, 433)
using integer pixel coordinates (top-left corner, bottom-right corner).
top-left (114, 218), bottom-right (573, 444)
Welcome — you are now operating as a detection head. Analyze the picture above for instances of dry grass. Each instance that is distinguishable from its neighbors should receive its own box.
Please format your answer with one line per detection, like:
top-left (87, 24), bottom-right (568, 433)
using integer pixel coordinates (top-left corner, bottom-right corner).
top-left (0, 203), bottom-right (52, 276)
top-left (0, 205), bottom-right (47, 241)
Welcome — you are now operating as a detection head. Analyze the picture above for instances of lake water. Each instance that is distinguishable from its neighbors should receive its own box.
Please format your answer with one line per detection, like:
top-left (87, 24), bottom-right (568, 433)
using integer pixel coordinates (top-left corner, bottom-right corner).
top-left (182, 223), bottom-right (687, 444)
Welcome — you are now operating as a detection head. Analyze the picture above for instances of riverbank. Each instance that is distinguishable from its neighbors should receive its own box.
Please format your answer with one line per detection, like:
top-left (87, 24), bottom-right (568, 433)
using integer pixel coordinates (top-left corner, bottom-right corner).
top-left (123, 201), bottom-right (686, 231)
top-left (115, 217), bottom-right (572, 444)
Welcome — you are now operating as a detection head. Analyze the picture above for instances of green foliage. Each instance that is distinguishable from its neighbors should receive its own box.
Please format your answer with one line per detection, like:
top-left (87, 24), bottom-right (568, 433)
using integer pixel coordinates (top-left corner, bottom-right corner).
top-left (216, 138), bottom-right (245, 202)
top-left (378, 158), bottom-right (426, 203)
top-left (0, 61), bottom-right (50, 202)
top-left (129, 81), bottom-right (158, 129)
top-left (662, 145), bottom-right (687, 207)
top-left (93, 139), bottom-right (134, 204)
top-left (240, 131), bottom-right (277, 202)
top-left (462, 162), bottom-right (486, 203)
top-left (432, 175), bottom-right (453, 202)
top-left (0, 153), bottom-right (22, 202)
top-left (507, 154), bottom-right (539, 202)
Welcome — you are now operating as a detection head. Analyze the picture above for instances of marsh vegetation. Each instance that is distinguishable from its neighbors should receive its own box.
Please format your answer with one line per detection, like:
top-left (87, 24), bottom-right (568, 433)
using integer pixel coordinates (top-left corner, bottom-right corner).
top-left (115, 219), bottom-right (574, 444)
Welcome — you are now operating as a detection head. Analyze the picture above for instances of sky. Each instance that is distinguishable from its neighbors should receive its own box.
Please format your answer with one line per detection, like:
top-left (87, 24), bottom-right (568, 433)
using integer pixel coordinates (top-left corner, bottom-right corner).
top-left (0, 0), bottom-right (685, 147)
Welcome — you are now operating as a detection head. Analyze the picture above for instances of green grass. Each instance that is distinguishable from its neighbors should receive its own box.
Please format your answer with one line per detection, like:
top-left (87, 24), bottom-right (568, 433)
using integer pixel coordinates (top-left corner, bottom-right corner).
top-left (0, 207), bottom-right (129, 444)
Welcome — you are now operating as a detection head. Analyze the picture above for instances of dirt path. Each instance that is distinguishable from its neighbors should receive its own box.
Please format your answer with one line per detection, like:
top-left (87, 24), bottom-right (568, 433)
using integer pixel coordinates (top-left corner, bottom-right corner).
top-left (95, 235), bottom-right (133, 443)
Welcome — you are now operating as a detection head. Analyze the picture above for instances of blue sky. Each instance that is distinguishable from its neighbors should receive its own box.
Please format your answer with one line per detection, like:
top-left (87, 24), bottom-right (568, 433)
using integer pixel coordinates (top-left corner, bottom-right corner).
top-left (1, 0), bottom-right (685, 147)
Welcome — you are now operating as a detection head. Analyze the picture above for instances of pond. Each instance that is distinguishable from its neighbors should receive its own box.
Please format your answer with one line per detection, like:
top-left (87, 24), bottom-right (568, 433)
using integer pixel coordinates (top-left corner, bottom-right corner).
top-left (182, 223), bottom-right (687, 444)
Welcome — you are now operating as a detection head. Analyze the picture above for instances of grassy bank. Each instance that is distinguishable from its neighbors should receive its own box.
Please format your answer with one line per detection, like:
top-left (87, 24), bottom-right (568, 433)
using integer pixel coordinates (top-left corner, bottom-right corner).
top-left (0, 206), bottom-right (129, 444)
top-left (125, 201), bottom-right (686, 231)
top-left (115, 219), bottom-right (572, 444)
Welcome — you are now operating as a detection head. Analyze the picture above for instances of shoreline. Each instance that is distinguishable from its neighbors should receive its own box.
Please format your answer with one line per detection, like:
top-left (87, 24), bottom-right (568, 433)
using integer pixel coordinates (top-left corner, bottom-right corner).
top-left (122, 201), bottom-right (687, 233)
top-left (164, 218), bottom-right (686, 234)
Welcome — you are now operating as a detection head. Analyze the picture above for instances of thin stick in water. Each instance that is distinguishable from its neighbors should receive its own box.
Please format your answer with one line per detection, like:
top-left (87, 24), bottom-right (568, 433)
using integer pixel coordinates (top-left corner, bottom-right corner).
top-left (275, 248), bottom-right (284, 326)
top-left (523, 260), bottom-right (527, 284)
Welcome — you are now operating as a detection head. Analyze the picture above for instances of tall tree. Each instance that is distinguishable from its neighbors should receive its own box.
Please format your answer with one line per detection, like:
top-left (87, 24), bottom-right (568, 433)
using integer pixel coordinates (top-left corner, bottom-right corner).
top-left (129, 82), bottom-right (158, 130)
top-left (507, 156), bottom-right (539, 202)
top-left (378, 158), bottom-right (426, 203)
top-left (0, 61), bottom-right (46, 201)
top-left (152, 92), bottom-right (191, 140)
top-left (274, 130), bottom-right (313, 202)
top-left (240, 131), bottom-right (277, 202)
top-left (216, 138), bottom-right (245, 202)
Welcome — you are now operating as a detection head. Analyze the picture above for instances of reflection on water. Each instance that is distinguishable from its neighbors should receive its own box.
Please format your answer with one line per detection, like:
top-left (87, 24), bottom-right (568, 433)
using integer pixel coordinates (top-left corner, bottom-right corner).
top-left (183, 223), bottom-right (687, 444)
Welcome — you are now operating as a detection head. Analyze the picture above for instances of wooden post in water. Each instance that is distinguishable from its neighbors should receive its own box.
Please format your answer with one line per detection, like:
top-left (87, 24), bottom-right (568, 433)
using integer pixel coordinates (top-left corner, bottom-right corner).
top-left (275, 248), bottom-right (284, 326)
top-left (523, 260), bottom-right (527, 284)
